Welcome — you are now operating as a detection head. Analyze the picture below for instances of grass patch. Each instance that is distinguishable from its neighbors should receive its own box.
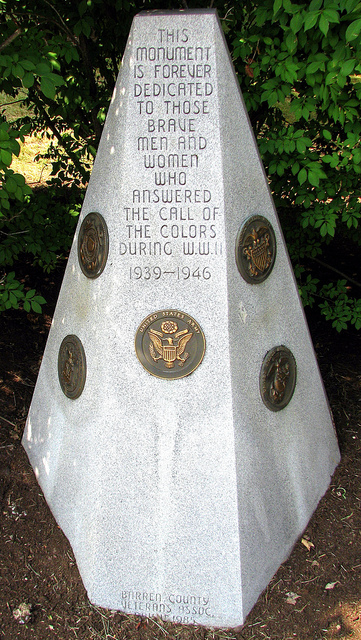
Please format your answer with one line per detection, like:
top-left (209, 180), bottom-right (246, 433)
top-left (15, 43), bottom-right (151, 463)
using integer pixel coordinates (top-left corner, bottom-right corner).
top-left (1, 91), bottom-right (55, 186)
top-left (0, 90), bottom-right (30, 122)
top-left (11, 132), bottom-right (55, 186)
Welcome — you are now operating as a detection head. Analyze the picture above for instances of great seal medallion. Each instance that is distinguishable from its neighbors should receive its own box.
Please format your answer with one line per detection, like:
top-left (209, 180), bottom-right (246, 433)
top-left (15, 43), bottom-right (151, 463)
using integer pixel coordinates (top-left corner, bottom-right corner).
top-left (236, 215), bottom-right (276, 284)
top-left (135, 310), bottom-right (206, 380)
top-left (58, 335), bottom-right (87, 399)
top-left (78, 212), bottom-right (109, 279)
top-left (260, 345), bottom-right (297, 411)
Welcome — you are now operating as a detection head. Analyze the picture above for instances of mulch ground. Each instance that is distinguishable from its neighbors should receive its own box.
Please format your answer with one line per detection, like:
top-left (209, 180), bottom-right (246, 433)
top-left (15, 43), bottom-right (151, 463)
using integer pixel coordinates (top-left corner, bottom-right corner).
top-left (0, 261), bottom-right (360, 640)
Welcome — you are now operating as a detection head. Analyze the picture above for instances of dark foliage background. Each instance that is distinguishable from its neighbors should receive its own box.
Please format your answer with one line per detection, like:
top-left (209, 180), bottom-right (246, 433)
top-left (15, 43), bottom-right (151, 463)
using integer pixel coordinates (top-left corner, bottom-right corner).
top-left (0, 0), bottom-right (360, 328)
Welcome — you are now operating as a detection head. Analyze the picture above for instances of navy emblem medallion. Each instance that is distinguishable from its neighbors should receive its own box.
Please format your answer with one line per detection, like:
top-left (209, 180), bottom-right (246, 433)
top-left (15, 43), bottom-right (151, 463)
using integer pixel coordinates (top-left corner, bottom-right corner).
top-left (236, 215), bottom-right (276, 284)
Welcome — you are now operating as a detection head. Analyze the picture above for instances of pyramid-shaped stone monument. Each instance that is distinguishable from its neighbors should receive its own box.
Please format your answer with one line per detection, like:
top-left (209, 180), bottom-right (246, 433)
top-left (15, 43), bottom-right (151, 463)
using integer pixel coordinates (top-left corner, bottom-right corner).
top-left (23, 10), bottom-right (340, 628)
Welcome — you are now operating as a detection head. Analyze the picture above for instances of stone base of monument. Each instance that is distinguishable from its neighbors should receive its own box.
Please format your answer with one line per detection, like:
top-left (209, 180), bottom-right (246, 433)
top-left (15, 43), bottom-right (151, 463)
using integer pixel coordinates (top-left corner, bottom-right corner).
top-left (23, 9), bottom-right (340, 628)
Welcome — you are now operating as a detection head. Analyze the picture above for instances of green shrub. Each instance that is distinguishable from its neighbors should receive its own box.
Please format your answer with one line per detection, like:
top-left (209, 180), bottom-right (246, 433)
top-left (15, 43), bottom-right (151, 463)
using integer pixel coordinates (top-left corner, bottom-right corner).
top-left (0, 0), bottom-right (360, 329)
top-left (0, 187), bottom-right (82, 313)
top-left (225, 0), bottom-right (361, 330)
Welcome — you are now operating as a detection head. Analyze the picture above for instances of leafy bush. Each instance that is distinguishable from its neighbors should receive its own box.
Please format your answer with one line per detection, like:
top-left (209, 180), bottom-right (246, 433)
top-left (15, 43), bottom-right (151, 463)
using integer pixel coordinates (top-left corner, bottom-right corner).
top-left (0, 186), bottom-right (82, 313)
top-left (0, 270), bottom-right (46, 313)
top-left (0, 0), bottom-right (360, 329)
top-left (225, 0), bottom-right (361, 330)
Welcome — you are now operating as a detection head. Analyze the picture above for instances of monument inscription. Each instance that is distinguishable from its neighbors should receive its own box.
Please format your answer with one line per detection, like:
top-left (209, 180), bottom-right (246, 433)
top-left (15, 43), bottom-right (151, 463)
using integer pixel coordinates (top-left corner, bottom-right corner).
top-left (119, 590), bottom-right (213, 624)
top-left (118, 22), bottom-right (222, 279)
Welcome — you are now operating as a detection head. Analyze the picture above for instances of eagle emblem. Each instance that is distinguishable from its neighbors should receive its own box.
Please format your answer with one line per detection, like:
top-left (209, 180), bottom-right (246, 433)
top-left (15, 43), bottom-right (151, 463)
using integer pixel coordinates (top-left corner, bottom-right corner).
top-left (148, 320), bottom-right (193, 368)
top-left (243, 226), bottom-right (272, 277)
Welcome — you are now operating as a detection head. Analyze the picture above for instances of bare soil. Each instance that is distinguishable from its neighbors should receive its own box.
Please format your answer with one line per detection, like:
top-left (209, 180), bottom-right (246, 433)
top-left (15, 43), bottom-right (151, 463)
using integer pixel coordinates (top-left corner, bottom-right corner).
top-left (1, 260), bottom-right (360, 640)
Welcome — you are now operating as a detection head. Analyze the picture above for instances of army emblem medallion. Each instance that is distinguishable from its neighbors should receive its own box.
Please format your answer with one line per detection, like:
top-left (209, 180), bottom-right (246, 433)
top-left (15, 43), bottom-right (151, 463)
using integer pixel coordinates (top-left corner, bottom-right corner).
top-left (260, 345), bottom-right (297, 411)
top-left (78, 212), bottom-right (109, 278)
top-left (135, 310), bottom-right (206, 380)
top-left (58, 335), bottom-right (87, 399)
top-left (236, 215), bottom-right (276, 284)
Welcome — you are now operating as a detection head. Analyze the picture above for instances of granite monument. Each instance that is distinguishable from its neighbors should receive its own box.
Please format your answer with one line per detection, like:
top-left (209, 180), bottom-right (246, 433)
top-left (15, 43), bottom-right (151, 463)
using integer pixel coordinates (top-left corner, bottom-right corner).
top-left (23, 9), bottom-right (340, 628)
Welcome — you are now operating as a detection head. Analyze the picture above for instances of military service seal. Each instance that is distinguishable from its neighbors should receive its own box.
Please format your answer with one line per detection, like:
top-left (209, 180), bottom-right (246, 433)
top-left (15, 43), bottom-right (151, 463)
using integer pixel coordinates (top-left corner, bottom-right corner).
top-left (78, 212), bottom-right (109, 279)
top-left (236, 215), bottom-right (276, 284)
top-left (259, 345), bottom-right (297, 411)
top-left (58, 335), bottom-right (87, 399)
top-left (135, 310), bottom-right (206, 380)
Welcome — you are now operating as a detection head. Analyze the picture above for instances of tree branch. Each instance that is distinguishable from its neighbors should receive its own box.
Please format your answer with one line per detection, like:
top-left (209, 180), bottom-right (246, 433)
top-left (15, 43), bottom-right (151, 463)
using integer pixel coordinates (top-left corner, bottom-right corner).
top-left (0, 28), bottom-right (22, 52)
top-left (310, 256), bottom-right (361, 289)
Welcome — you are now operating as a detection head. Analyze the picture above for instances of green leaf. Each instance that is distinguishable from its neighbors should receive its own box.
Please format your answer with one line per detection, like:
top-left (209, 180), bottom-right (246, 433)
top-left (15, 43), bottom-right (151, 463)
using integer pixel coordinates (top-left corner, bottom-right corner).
top-left (78, 0), bottom-right (87, 16)
top-left (25, 289), bottom-right (36, 299)
top-left (9, 292), bottom-right (17, 306)
top-left (286, 31), bottom-right (297, 52)
top-left (40, 76), bottom-right (56, 100)
top-left (307, 61), bottom-right (322, 74)
top-left (23, 300), bottom-right (31, 313)
top-left (22, 72), bottom-right (34, 88)
top-left (346, 18), bottom-right (361, 42)
top-left (283, 0), bottom-right (293, 13)
top-left (323, 129), bottom-right (332, 140)
top-left (31, 300), bottom-right (42, 313)
top-left (12, 289), bottom-right (24, 298)
top-left (36, 62), bottom-right (51, 75)
top-left (308, 170), bottom-right (320, 186)
top-left (1, 149), bottom-right (12, 166)
top-left (323, 9), bottom-right (339, 23)
top-left (346, 0), bottom-right (359, 12)
top-left (320, 222), bottom-right (328, 236)
top-left (296, 138), bottom-right (307, 153)
top-left (319, 14), bottom-right (329, 35)
top-left (6, 177), bottom-right (17, 193)
top-left (46, 72), bottom-right (65, 87)
top-left (290, 12), bottom-right (303, 33)
top-left (309, 0), bottom-right (322, 10)
top-left (13, 64), bottom-right (24, 79)
top-left (304, 12), bottom-right (319, 31)
top-left (341, 59), bottom-right (356, 76)
top-left (298, 167), bottom-right (307, 184)
top-left (273, 0), bottom-right (282, 14)
top-left (21, 60), bottom-right (36, 71)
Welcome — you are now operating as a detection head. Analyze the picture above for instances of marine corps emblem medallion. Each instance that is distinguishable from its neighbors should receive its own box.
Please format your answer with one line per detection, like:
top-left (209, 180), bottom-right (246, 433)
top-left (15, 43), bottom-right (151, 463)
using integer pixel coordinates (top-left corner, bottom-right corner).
top-left (135, 310), bottom-right (206, 380)
top-left (260, 345), bottom-right (297, 411)
top-left (236, 215), bottom-right (276, 284)
top-left (58, 335), bottom-right (87, 399)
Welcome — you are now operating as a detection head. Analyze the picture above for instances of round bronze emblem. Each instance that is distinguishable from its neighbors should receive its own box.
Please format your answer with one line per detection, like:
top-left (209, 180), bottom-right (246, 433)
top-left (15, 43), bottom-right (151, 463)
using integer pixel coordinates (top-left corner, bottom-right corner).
top-left (236, 215), bottom-right (276, 284)
top-left (58, 335), bottom-right (86, 399)
top-left (78, 212), bottom-right (109, 278)
top-left (135, 310), bottom-right (206, 380)
top-left (260, 345), bottom-right (297, 411)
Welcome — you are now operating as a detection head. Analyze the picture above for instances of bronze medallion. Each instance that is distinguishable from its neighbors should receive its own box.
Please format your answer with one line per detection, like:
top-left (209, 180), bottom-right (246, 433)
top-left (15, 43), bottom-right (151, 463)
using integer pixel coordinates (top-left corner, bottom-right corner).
top-left (135, 310), bottom-right (206, 380)
top-left (78, 212), bottom-right (109, 278)
top-left (58, 335), bottom-right (86, 399)
top-left (236, 215), bottom-right (276, 284)
top-left (260, 345), bottom-right (297, 412)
